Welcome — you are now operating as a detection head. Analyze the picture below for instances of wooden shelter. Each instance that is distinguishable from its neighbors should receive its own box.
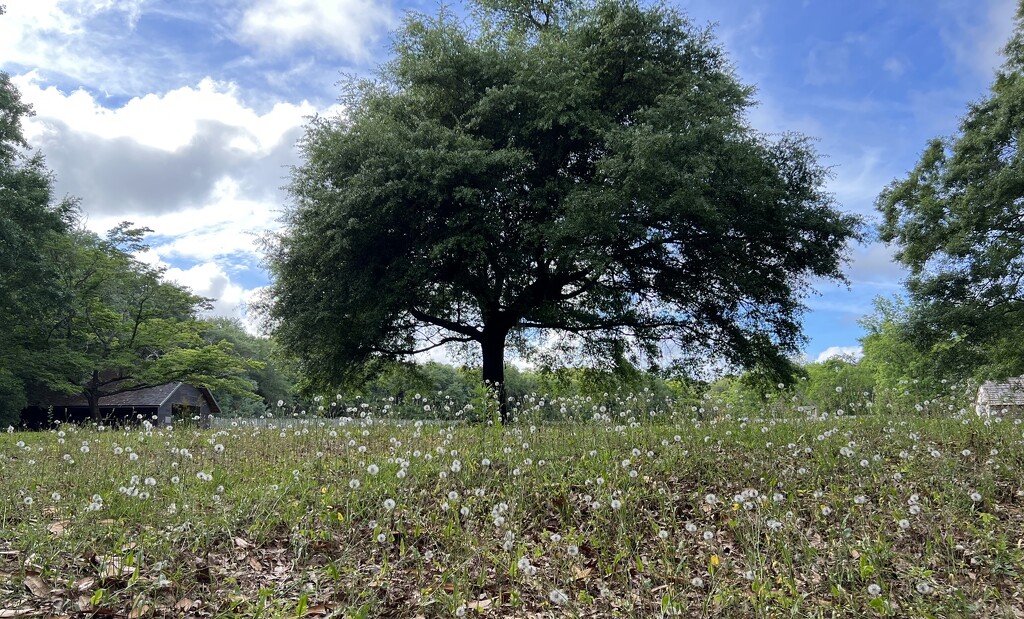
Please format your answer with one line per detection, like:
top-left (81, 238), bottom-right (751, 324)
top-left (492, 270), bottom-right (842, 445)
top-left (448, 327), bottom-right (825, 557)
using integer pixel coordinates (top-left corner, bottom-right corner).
top-left (21, 382), bottom-right (220, 428)
top-left (975, 378), bottom-right (1024, 417)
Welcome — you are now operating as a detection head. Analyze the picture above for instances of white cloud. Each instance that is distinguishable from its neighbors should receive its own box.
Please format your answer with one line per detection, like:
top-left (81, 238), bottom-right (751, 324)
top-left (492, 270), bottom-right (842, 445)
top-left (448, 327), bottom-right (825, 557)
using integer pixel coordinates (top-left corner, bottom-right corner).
top-left (163, 262), bottom-right (263, 332)
top-left (827, 146), bottom-right (886, 215)
top-left (0, 0), bottom-right (154, 91)
top-left (6, 72), bottom-right (345, 329)
top-left (843, 241), bottom-right (906, 288)
top-left (14, 72), bottom-right (320, 152)
top-left (804, 40), bottom-right (851, 86)
top-left (939, 0), bottom-right (1017, 80)
top-left (883, 57), bottom-right (906, 78)
top-left (86, 177), bottom-right (280, 262)
top-left (8, 73), bottom-right (345, 263)
top-left (236, 0), bottom-right (396, 60)
top-left (816, 345), bottom-right (864, 363)
top-left (744, 93), bottom-right (824, 137)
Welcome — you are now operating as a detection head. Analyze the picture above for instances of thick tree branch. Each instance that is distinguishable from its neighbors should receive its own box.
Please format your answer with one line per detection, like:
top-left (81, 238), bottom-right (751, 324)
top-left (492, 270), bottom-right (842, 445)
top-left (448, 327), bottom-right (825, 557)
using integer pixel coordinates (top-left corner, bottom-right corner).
top-left (409, 307), bottom-right (483, 339)
top-left (377, 335), bottom-right (477, 356)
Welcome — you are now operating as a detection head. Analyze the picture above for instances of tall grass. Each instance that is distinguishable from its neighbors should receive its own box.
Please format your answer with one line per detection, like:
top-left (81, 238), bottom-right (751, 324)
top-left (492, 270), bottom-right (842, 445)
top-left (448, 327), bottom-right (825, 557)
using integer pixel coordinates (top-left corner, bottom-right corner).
top-left (2, 386), bottom-right (1022, 617)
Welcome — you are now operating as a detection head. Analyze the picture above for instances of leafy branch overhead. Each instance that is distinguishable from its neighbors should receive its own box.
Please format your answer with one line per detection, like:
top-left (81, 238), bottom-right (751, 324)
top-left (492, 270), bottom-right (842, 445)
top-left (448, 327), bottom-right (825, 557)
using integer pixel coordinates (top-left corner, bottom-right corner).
top-left (262, 0), bottom-right (861, 415)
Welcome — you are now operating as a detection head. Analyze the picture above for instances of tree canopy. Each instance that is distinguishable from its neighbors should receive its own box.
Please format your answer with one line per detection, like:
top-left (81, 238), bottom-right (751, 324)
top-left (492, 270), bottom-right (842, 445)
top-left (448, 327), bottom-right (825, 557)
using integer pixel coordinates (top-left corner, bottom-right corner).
top-left (878, 3), bottom-right (1024, 381)
top-left (0, 72), bottom-right (78, 424)
top-left (43, 225), bottom-right (261, 420)
top-left (262, 0), bottom-right (860, 418)
top-left (200, 316), bottom-right (298, 416)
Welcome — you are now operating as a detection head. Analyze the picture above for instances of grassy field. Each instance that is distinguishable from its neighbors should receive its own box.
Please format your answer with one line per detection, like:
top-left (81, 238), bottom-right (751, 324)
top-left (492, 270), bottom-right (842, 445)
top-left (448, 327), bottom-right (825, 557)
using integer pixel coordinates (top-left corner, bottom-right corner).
top-left (2, 392), bottom-right (1024, 618)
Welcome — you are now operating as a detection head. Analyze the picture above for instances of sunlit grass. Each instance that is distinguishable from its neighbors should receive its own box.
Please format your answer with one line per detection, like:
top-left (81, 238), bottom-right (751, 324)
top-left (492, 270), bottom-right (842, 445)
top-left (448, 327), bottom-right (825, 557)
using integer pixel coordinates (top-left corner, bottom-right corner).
top-left (2, 390), bottom-right (1023, 617)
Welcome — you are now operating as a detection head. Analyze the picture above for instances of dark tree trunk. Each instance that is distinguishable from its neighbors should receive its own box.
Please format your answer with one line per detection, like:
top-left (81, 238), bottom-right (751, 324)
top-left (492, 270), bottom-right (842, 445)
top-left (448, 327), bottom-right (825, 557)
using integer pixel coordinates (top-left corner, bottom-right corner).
top-left (88, 370), bottom-right (101, 423)
top-left (88, 391), bottom-right (100, 423)
top-left (480, 333), bottom-right (508, 423)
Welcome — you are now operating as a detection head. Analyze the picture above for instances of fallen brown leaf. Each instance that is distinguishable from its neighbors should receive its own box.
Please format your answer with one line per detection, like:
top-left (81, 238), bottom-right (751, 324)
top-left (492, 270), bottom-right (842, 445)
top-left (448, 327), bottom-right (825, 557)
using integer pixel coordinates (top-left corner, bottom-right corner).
top-left (467, 598), bottom-right (492, 610)
top-left (24, 574), bottom-right (49, 598)
top-left (94, 555), bottom-right (134, 582)
top-left (304, 604), bottom-right (330, 616)
top-left (129, 604), bottom-right (150, 618)
top-left (46, 521), bottom-right (68, 537)
top-left (173, 598), bottom-right (194, 611)
top-left (74, 576), bottom-right (97, 592)
top-left (573, 567), bottom-right (592, 581)
top-left (233, 537), bottom-right (251, 549)
top-left (248, 557), bottom-right (263, 572)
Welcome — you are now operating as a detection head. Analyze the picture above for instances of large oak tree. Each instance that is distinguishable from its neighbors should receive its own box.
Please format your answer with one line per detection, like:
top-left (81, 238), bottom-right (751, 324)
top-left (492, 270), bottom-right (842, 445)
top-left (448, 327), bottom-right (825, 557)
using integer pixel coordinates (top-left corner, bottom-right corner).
top-left (263, 0), bottom-right (860, 418)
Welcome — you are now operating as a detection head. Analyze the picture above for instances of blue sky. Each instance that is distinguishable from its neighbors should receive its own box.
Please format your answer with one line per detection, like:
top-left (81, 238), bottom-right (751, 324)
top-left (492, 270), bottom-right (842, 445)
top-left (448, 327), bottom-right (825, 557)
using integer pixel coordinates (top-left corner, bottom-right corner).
top-left (0, 0), bottom-right (1016, 363)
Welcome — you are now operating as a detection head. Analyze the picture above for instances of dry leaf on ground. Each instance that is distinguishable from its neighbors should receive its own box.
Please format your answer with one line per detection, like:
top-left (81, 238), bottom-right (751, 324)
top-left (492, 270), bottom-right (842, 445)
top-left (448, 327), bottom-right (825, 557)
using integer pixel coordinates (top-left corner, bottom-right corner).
top-left (24, 574), bottom-right (49, 597)
top-left (46, 521), bottom-right (68, 537)
top-left (74, 576), bottom-right (97, 592)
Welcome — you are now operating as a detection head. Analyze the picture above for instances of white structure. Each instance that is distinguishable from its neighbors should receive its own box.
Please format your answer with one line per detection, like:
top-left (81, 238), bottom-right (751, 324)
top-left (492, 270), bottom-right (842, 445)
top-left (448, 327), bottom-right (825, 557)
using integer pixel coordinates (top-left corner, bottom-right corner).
top-left (976, 378), bottom-right (1024, 416)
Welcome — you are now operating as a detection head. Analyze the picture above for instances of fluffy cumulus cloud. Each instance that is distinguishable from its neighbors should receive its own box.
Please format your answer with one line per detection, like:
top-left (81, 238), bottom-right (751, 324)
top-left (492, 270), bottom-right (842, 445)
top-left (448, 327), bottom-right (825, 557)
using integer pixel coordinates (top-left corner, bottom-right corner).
top-left (163, 262), bottom-right (265, 331)
top-left (816, 346), bottom-right (864, 363)
top-left (236, 0), bottom-right (397, 59)
top-left (8, 72), bottom-right (341, 331)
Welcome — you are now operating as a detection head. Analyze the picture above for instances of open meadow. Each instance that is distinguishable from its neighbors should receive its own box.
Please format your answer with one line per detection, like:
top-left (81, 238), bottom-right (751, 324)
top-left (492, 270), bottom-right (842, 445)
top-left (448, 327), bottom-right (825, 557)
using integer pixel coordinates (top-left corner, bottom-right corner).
top-left (3, 391), bottom-right (1024, 618)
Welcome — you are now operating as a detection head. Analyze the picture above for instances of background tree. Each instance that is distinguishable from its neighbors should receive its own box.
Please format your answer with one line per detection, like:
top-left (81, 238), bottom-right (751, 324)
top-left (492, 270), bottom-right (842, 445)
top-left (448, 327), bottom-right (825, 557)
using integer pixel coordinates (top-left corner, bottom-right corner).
top-left (878, 3), bottom-right (1024, 382)
top-left (200, 317), bottom-right (297, 416)
top-left (857, 296), bottom-right (960, 412)
top-left (0, 72), bottom-right (77, 425)
top-left (0, 53), bottom-right (266, 426)
top-left (38, 225), bottom-right (260, 421)
top-left (262, 0), bottom-right (860, 419)
top-left (801, 356), bottom-right (875, 416)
